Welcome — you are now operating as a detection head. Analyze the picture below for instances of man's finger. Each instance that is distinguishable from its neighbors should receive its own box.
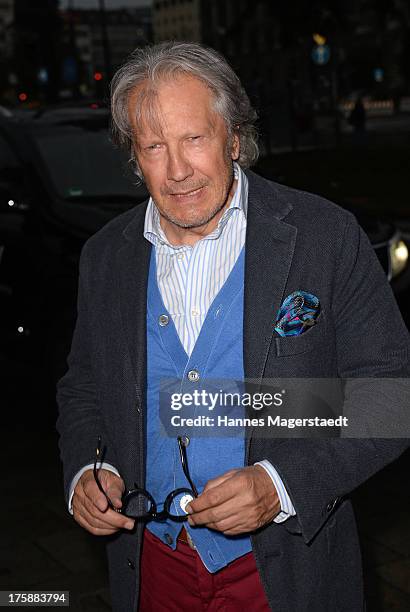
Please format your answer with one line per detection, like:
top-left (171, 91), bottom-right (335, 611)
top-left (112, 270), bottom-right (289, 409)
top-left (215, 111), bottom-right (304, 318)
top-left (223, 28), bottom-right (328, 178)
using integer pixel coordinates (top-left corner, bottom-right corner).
top-left (74, 505), bottom-right (123, 536)
top-left (100, 472), bottom-right (125, 507)
top-left (205, 516), bottom-right (246, 534)
top-left (80, 479), bottom-right (111, 513)
top-left (187, 497), bottom-right (238, 526)
top-left (76, 491), bottom-right (134, 530)
top-left (185, 469), bottom-right (240, 517)
top-left (73, 498), bottom-right (135, 532)
top-left (204, 510), bottom-right (265, 534)
top-left (201, 469), bottom-right (240, 492)
top-left (88, 488), bottom-right (109, 513)
top-left (81, 470), bottom-right (125, 512)
top-left (187, 473), bottom-right (241, 514)
top-left (105, 483), bottom-right (124, 508)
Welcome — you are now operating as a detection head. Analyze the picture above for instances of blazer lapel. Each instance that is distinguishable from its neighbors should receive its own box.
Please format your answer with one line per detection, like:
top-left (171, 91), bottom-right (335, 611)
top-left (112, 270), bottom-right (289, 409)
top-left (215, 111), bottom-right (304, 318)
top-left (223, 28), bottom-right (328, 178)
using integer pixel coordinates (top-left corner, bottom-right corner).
top-left (244, 171), bottom-right (297, 382)
top-left (116, 204), bottom-right (152, 394)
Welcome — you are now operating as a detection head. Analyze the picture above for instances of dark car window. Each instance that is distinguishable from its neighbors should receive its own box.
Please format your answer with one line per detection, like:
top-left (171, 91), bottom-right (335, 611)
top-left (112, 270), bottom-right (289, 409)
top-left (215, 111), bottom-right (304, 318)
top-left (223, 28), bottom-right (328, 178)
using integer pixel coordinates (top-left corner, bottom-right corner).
top-left (32, 126), bottom-right (139, 201)
top-left (0, 132), bottom-right (21, 172)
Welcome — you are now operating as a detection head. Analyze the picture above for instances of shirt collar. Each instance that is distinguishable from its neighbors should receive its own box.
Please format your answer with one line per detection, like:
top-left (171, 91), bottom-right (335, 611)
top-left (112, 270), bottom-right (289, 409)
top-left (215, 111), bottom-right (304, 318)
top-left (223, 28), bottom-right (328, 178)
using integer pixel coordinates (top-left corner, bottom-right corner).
top-left (143, 162), bottom-right (248, 248)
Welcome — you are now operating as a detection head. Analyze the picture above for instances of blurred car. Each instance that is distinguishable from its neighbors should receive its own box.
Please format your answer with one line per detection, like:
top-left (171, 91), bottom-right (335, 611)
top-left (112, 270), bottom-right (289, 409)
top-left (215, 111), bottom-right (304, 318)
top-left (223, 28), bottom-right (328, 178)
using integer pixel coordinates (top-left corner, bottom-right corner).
top-left (0, 102), bottom-right (148, 387)
top-left (341, 204), bottom-right (409, 294)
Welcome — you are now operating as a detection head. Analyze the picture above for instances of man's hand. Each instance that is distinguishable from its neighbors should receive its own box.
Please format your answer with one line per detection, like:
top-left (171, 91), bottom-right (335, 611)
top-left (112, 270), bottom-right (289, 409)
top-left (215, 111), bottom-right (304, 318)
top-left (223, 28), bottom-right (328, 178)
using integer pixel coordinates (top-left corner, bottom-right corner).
top-left (186, 465), bottom-right (280, 535)
top-left (72, 469), bottom-right (135, 535)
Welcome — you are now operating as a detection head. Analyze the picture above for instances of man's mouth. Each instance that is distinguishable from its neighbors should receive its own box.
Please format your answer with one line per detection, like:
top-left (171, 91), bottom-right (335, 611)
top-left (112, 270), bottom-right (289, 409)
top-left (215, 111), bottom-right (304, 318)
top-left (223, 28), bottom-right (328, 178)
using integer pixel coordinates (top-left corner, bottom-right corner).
top-left (169, 186), bottom-right (204, 198)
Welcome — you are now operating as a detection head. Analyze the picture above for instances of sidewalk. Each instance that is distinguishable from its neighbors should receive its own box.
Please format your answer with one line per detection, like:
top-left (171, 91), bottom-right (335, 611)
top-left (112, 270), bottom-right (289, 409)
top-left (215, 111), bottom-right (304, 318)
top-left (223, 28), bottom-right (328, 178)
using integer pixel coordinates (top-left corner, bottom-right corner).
top-left (1, 426), bottom-right (111, 611)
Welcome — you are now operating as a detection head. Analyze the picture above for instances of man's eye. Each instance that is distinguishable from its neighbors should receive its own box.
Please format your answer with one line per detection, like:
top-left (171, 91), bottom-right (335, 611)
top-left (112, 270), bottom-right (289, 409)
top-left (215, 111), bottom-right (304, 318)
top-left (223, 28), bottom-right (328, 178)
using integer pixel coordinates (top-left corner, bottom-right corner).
top-left (188, 136), bottom-right (202, 142)
top-left (146, 144), bottom-right (161, 150)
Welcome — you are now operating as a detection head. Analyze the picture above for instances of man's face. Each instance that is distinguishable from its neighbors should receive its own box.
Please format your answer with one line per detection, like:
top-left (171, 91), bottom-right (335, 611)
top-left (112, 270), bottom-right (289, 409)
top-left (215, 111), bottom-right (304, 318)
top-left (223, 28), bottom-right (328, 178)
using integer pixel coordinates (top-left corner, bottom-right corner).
top-left (128, 75), bottom-right (240, 240)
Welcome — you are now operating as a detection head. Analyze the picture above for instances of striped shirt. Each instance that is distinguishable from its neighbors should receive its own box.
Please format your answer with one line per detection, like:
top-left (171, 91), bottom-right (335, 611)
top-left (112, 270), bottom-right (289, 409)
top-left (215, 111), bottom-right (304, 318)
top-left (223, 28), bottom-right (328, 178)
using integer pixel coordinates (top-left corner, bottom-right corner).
top-left (144, 162), bottom-right (247, 356)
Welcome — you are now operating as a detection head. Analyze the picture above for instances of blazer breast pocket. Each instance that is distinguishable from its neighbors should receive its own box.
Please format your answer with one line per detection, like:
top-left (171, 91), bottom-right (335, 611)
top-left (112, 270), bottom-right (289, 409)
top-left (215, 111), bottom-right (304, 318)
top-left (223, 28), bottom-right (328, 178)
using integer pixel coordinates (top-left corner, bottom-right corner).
top-left (275, 312), bottom-right (327, 357)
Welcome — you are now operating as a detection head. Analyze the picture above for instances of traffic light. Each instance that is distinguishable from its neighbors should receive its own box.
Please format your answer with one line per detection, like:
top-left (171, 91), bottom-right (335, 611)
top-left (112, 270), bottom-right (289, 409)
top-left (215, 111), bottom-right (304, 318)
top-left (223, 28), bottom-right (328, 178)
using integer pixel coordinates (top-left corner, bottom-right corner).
top-left (93, 71), bottom-right (104, 97)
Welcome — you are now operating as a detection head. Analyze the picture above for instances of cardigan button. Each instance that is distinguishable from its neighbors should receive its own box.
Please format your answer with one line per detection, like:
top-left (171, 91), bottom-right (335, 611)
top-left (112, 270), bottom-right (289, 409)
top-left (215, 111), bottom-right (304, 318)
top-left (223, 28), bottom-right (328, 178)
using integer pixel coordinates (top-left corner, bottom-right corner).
top-left (159, 314), bottom-right (169, 327)
top-left (187, 369), bottom-right (200, 382)
top-left (326, 498), bottom-right (340, 513)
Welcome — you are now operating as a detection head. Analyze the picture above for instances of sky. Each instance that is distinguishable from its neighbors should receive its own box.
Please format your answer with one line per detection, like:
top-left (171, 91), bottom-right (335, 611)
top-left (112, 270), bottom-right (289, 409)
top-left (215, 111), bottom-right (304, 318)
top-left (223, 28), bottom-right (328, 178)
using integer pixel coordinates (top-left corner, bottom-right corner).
top-left (60, 0), bottom-right (151, 8)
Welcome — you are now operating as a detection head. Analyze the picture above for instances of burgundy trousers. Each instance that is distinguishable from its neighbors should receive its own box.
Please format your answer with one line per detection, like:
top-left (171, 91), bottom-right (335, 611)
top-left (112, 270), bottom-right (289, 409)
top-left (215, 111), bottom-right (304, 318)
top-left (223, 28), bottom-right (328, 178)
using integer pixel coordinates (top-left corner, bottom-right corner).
top-left (139, 529), bottom-right (271, 611)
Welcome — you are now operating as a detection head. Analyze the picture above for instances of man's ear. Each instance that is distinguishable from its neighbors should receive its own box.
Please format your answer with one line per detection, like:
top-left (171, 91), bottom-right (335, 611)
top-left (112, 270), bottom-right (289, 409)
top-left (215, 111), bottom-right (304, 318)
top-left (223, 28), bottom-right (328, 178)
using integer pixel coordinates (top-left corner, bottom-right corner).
top-left (231, 130), bottom-right (240, 161)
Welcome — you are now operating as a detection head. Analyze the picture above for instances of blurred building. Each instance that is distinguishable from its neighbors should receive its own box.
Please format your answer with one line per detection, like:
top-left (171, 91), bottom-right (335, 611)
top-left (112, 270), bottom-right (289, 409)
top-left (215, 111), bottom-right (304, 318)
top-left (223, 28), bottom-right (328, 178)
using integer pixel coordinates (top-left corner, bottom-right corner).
top-left (61, 7), bottom-right (152, 96)
top-left (13, 0), bottom-right (62, 102)
top-left (153, 0), bottom-right (201, 42)
top-left (60, 6), bottom-right (152, 97)
top-left (340, 0), bottom-right (410, 106)
top-left (0, 0), bottom-right (13, 57)
top-left (60, 10), bottom-right (93, 96)
top-left (152, 0), bottom-right (410, 152)
top-left (2, 0), bottom-right (408, 119)
top-left (152, 0), bottom-right (302, 152)
top-left (89, 7), bottom-right (152, 72)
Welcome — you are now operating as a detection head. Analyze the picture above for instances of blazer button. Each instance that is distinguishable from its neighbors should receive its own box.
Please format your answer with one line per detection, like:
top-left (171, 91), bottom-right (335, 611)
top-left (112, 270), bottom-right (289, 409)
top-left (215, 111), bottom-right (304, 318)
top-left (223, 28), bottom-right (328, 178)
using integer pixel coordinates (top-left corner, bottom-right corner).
top-left (165, 533), bottom-right (173, 545)
top-left (326, 498), bottom-right (339, 513)
top-left (127, 558), bottom-right (135, 570)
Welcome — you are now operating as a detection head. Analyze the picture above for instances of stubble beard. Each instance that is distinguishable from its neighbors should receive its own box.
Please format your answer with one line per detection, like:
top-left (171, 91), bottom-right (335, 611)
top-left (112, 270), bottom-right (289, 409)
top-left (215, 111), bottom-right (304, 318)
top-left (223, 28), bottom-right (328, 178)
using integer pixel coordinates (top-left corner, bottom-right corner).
top-left (155, 162), bottom-right (235, 230)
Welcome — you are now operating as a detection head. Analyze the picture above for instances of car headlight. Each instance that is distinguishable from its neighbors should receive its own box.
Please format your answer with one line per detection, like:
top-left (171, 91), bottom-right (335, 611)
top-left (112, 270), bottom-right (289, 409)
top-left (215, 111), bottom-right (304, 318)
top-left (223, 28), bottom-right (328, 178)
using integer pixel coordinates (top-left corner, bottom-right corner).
top-left (390, 239), bottom-right (408, 278)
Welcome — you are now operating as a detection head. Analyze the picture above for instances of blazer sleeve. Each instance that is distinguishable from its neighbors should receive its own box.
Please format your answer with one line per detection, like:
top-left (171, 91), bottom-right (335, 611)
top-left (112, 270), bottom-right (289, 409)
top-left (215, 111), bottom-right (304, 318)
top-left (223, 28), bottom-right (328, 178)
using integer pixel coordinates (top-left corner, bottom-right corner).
top-left (56, 243), bottom-right (118, 504)
top-left (261, 212), bottom-right (409, 543)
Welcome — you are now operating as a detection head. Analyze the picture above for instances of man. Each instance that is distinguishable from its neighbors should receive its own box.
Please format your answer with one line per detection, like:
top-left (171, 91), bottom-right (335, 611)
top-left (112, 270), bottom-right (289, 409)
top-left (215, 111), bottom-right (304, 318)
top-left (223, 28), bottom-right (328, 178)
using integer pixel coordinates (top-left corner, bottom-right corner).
top-left (57, 42), bottom-right (409, 612)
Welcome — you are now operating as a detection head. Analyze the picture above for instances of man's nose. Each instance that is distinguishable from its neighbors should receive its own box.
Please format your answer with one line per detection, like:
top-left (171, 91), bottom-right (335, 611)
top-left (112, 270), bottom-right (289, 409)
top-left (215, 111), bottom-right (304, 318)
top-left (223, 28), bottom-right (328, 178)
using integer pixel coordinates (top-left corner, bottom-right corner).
top-left (167, 147), bottom-right (194, 182)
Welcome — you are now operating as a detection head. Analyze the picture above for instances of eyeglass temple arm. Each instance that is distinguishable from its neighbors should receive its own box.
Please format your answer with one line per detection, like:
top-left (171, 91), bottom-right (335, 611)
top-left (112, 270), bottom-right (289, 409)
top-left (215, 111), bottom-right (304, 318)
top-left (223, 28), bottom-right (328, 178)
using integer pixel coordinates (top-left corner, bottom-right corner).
top-left (177, 437), bottom-right (198, 497)
top-left (93, 435), bottom-right (103, 486)
top-left (94, 436), bottom-right (117, 510)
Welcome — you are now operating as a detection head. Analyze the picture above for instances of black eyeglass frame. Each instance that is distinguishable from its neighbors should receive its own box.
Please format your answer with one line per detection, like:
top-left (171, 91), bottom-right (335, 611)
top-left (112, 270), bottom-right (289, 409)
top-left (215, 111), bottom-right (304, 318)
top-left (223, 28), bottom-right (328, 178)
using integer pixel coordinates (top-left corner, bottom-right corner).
top-left (93, 435), bottom-right (198, 522)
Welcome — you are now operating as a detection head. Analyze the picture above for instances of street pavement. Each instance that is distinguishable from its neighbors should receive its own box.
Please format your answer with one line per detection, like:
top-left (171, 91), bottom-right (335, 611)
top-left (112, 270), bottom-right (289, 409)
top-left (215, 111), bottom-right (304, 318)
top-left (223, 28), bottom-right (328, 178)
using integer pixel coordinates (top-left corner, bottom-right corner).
top-left (1, 423), bottom-right (111, 611)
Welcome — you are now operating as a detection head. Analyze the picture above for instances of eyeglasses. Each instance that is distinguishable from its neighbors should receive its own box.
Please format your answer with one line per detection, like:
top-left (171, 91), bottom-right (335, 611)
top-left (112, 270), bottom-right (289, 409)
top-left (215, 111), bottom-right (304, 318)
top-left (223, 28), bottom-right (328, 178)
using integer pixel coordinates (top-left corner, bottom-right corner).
top-left (93, 435), bottom-right (198, 522)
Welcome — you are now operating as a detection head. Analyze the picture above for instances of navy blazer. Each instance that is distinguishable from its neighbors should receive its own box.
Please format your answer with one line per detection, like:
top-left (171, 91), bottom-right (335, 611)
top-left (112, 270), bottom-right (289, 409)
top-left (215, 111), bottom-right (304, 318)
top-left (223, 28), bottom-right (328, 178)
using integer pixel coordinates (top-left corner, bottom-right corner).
top-left (57, 170), bottom-right (409, 612)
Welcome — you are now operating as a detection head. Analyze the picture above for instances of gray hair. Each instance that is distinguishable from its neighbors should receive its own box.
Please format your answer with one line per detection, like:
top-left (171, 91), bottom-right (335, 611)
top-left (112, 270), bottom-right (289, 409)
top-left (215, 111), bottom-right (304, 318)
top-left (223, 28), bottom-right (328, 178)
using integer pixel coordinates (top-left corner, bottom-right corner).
top-left (110, 41), bottom-right (259, 177)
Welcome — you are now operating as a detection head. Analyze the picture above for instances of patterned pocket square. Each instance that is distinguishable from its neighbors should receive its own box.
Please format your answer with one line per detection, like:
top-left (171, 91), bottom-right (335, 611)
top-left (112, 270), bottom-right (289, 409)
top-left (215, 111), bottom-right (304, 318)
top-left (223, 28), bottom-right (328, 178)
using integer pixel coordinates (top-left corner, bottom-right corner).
top-left (275, 291), bottom-right (320, 337)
